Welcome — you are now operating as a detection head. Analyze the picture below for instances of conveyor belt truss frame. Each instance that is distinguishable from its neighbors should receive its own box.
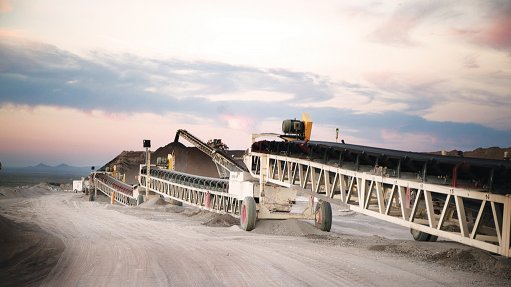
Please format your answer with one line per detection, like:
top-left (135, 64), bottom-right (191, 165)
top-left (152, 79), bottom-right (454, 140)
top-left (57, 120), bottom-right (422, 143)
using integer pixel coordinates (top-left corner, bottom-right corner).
top-left (94, 174), bottom-right (138, 206)
top-left (248, 152), bottom-right (511, 257)
top-left (139, 173), bottom-right (241, 217)
top-left (175, 129), bottom-right (247, 178)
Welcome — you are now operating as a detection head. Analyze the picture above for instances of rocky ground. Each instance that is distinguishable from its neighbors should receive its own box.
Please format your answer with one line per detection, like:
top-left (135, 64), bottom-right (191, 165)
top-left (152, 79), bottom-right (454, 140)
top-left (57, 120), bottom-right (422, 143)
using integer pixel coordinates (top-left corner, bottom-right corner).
top-left (0, 184), bottom-right (510, 286)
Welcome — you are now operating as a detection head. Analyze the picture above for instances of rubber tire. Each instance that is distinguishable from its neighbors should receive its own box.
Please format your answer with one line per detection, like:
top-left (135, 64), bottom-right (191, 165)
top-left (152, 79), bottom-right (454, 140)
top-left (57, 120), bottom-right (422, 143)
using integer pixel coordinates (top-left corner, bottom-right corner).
top-left (240, 197), bottom-right (257, 231)
top-left (315, 200), bottom-right (332, 232)
top-left (410, 229), bottom-right (437, 242)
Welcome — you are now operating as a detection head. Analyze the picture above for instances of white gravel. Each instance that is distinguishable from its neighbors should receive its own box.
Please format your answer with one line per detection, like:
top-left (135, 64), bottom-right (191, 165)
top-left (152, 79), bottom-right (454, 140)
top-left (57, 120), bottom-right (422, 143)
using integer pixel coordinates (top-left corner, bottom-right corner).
top-left (1, 186), bottom-right (509, 286)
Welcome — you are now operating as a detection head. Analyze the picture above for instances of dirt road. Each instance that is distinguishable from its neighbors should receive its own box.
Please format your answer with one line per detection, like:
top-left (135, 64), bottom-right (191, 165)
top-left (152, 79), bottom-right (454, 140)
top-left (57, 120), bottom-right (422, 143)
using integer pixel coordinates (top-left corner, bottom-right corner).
top-left (1, 187), bottom-right (510, 286)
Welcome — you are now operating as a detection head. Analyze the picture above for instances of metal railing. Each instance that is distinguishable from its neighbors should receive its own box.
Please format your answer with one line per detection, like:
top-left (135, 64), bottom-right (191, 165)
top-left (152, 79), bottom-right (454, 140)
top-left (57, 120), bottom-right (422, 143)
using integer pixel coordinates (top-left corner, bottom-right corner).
top-left (139, 166), bottom-right (240, 217)
top-left (94, 173), bottom-right (137, 206)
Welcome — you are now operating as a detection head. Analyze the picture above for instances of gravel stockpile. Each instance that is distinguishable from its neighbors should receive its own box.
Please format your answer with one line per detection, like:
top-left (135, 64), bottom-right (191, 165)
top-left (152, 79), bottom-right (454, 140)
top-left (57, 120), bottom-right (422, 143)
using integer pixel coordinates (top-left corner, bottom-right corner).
top-left (202, 214), bottom-right (239, 227)
top-left (253, 219), bottom-right (325, 236)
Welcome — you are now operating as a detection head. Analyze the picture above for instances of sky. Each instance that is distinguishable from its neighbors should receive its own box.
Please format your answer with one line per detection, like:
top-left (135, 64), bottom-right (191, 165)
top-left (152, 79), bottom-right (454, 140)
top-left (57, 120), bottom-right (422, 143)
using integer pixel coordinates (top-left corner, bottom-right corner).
top-left (0, 0), bottom-right (510, 167)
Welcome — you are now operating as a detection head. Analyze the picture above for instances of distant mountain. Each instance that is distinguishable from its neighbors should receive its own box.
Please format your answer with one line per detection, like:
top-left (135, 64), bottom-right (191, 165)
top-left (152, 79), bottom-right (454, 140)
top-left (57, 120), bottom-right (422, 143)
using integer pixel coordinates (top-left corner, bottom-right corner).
top-left (0, 164), bottom-right (96, 187)
top-left (33, 163), bottom-right (52, 169)
top-left (26, 163), bottom-right (91, 169)
top-left (1, 163), bottom-right (96, 176)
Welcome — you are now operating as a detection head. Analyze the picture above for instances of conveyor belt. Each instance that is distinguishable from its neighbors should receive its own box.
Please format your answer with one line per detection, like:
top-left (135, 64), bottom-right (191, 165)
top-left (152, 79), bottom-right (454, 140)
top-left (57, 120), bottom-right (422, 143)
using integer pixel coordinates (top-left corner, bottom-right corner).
top-left (140, 166), bottom-right (229, 193)
top-left (247, 150), bottom-right (511, 257)
top-left (94, 173), bottom-right (137, 206)
top-left (139, 166), bottom-right (240, 217)
top-left (252, 140), bottom-right (511, 194)
top-left (175, 129), bottom-right (247, 178)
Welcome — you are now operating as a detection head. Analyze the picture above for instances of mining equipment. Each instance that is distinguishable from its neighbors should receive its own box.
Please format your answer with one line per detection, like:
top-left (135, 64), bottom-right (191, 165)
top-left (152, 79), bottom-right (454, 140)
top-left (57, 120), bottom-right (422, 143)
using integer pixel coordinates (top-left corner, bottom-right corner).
top-left (91, 113), bottom-right (511, 257)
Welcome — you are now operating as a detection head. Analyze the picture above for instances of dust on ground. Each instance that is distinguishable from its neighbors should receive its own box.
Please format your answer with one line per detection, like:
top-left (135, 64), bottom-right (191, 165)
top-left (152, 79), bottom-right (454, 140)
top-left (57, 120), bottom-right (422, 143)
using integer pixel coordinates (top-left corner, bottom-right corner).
top-left (0, 183), bottom-right (60, 198)
top-left (2, 184), bottom-right (511, 286)
top-left (202, 214), bottom-right (239, 227)
top-left (137, 196), bottom-right (170, 208)
top-left (365, 240), bottom-right (511, 279)
top-left (254, 212), bottom-right (511, 280)
top-left (247, 216), bottom-right (511, 280)
top-left (253, 219), bottom-right (325, 237)
top-left (0, 214), bottom-right (65, 287)
top-left (118, 194), bottom-right (511, 280)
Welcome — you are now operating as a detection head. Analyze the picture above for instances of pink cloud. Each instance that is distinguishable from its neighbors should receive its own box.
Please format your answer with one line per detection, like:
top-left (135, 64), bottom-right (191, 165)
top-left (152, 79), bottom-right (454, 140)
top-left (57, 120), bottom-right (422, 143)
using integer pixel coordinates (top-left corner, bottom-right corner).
top-left (479, 16), bottom-right (511, 50)
top-left (462, 54), bottom-right (479, 69)
top-left (220, 114), bottom-right (253, 131)
top-left (0, 105), bottom-right (174, 165)
top-left (0, 104), bottom-right (256, 166)
top-left (363, 70), bottom-right (442, 96)
top-left (363, 70), bottom-right (397, 89)
top-left (450, 28), bottom-right (480, 37)
top-left (0, 28), bottom-right (23, 38)
top-left (340, 5), bottom-right (381, 19)
top-left (451, 5), bottom-right (511, 52)
top-left (371, 15), bottom-right (419, 45)
top-left (0, 0), bottom-right (11, 13)
top-left (369, 2), bottom-right (441, 46)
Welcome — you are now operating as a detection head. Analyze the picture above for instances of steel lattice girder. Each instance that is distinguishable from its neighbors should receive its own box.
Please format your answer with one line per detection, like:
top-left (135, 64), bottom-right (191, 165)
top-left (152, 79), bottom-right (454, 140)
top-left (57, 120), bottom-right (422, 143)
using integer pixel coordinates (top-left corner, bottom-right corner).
top-left (139, 173), bottom-right (240, 217)
top-left (94, 175), bottom-right (137, 206)
top-left (248, 152), bottom-right (511, 257)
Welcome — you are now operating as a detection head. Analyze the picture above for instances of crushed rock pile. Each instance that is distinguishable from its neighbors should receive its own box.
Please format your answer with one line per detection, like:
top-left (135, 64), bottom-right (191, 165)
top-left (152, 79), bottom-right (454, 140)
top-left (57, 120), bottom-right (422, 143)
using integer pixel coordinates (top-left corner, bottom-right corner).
top-left (368, 241), bottom-right (511, 279)
top-left (202, 214), bottom-right (239, 227)
top-left (152, 142), bottom-right (219, 178)
top-left (59, 183), bottom-right (72, 191)
top-left (253, 219), bottom-right (325, 236)
top-left (465, 147), bottom-right (511, 160)
top-left (137, 197), bottom-right (170, 208)
top-left (0, 183), bottom-right (57, 199)
top-left (100, 151), bottom-right (145, 185)
top-left (99, 141), bottom-right (241, 185)
top-left (181, 208), bottom-right (211, 218)
top-left (431, 146), bottom-right (511, 160)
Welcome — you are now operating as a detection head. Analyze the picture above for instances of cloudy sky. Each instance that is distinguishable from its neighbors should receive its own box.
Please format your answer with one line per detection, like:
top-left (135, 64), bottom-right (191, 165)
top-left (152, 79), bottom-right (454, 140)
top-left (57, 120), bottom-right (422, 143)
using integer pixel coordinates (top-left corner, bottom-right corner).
top-left (0, 0), bottom-right (510, 166)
